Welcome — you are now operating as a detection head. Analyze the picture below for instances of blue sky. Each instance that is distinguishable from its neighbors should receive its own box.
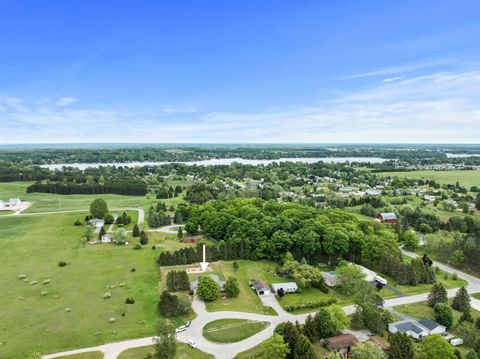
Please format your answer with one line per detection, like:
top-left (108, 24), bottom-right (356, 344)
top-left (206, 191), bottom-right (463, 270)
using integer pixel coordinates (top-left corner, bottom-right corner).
top-left (0, 0), bottom-right (479, 143)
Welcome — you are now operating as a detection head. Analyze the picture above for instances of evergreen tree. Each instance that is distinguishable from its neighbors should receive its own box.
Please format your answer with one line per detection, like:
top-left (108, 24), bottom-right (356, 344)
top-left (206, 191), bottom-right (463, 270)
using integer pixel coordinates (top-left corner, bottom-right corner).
top-left (460, 307), bottom-right (474, 323)
top-left (314, 308), bottom-right (337, 338)
top-left (303, 314), bottom-right (317, 341)
top-left (452, 286), bottom-right (471, 312)
top-left (434, 303), bottom-right (453, 328)
top-left (262, 334), bottom-right (290, 359)
top-left (293, 334), bottom-right (316, 359)
top-left (224, 277), bottom-right (240, 298)
top-left (140, 230), bottom-right (149, 245)
top-left (427, 283), bottom-right (448, 307)
top-left (388, 332), bottom-right (414, 359)
top-left (154, 319), bottom-right (176, 359)
top-left (466, 351), bottom-right (479, 359)
top-left (132, 223), bottom-right (140, 237)
top-left (280, 322), bottom-right (300, 359)
top-left (177, 226), bottom-right (183, 240)
top-left (98, 226), bottom-right (106, 240)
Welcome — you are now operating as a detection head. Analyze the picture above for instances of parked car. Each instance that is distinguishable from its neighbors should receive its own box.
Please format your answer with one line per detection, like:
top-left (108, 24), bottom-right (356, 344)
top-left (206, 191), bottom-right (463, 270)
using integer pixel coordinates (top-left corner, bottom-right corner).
top-left (175, 325), bottom-right (186, 333)
top-left (188, 340), bottom-right (198, 349)
top-left (450, 338), bottom-right (464, 346)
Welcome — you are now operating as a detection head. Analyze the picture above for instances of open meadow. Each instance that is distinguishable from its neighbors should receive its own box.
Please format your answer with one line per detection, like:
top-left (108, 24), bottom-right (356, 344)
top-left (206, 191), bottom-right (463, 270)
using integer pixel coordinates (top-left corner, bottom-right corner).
top-left (0, 212), bottom-right (162, 359)
top-left (377, 169), bottom-right (480, 188)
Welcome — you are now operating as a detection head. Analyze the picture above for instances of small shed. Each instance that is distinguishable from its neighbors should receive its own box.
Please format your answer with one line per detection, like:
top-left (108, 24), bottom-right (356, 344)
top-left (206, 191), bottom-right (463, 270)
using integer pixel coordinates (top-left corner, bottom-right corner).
top-left (8, 198), bottom-right (20, 207)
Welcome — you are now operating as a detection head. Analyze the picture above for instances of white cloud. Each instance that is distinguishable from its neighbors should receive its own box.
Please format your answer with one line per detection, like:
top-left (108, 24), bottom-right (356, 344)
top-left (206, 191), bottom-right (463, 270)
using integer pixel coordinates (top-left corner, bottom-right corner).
top-left (56, 97), bottom-right (78, 107)
top-left (0, 69), bottom-right (479, 144)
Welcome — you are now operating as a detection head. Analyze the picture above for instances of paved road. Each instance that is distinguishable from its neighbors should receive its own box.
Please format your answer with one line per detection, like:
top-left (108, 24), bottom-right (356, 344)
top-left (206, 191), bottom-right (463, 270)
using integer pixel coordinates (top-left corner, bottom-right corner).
top-left (42, 248), bottom-right (480, 359)
top-left (149, 223), bottom-right (183, 234)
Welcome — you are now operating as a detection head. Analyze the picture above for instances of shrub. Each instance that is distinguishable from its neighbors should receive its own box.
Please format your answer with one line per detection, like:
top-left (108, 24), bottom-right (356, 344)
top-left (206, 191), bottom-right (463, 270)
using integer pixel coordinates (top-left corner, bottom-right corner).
top-left (109, 317), bottom-right (116, 323)
top-left (125, 297), bottom-right (135, 304)
top-left (58, 261), bottom-right (67, 267)
top-left (285, 298), bottom-right (336, 312)
top-left (103, 292), bottom-right (112, 299)
top-left (30, 281), bottom-right (38, 285)
top-left (65, 307), bottom-right (72, 312)
top-left (74, 219), bottom-right (82, 226)
top-left (41, 291), bottom-right (48, 296)
top-left (18, 274), bottom-right (27, 279)
top-left (452, 273), bottom-right (458, 281)
top-left (43, 279), bottom-right (50, 285)
top-left (131, 268), bottom-right (136, 272)
top-left (133, 243), bottom-right (142, 250)
top-left (119, 282), bottom-right (126, 287)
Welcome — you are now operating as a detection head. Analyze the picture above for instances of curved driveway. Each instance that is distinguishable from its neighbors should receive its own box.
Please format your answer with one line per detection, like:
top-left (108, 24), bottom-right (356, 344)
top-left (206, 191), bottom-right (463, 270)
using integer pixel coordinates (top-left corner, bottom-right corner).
top-left (42, 248), bottom-right (480, 359)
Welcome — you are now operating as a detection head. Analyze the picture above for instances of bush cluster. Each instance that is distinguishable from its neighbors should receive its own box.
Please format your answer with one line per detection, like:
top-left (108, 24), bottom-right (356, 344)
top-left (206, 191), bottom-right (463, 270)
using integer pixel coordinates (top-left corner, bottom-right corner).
top-left (284, 298), bottom-right (336, 312)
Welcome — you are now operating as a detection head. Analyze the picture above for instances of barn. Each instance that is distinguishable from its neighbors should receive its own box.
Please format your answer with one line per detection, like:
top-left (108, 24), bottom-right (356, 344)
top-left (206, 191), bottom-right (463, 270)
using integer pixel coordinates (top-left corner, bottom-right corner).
top-left (376, 212), bottom-right (397, 224)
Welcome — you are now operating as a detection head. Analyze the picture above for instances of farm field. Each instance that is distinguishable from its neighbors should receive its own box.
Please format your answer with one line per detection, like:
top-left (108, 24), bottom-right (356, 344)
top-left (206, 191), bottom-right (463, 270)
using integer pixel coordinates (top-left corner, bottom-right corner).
top-left (0, 212), bottom-right (161, 359)
top-left (202, 318), bottom-right (269, 343)
top-left (377, 169), bottom-right (480, 188)
top-left (117, 343), bottom-right (214, 359)
top-left (0, 182), bottom-right (185, 215)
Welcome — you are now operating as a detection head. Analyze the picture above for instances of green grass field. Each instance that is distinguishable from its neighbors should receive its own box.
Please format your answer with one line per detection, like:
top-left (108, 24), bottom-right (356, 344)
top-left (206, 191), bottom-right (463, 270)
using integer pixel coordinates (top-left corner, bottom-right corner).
top-left (160, 260), bottom-right (278, 315)
top-left (202, 319), bottom-right (269, 343)
top-left (117, 343), bottom-right (214, 359)
top-left (0, 212), bottom-right (162, 359)
top-left (377, 169), bottom-right (480, 188)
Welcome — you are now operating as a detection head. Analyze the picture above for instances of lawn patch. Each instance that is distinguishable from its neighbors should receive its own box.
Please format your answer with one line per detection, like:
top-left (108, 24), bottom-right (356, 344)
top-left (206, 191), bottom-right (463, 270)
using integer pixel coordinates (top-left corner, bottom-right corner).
top-left (203, 319), bottom-right (269, 343)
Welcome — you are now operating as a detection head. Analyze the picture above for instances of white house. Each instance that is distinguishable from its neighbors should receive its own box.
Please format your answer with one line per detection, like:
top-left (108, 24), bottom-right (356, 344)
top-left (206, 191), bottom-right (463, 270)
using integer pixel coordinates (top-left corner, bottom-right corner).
top-left (272, 282), bottom-right (298, 294)
top-left (356, 264), bottom-right (388, 286)
top-left (388, 318), bottom-right (445, 340)
top-left (89, 218), bottom-right (105, 228)
top-left (101, 234), bottom-right (113, 243)
top-left (190, 274), bottom-right (225, 292)
top-left (423, 194), bottom-right (436, 202)
top-left (418, 318), bottom-right (446, 335)
top-left (388, 320), bottom-right (429, 340)
top-left (8, 198), bottom-right (20, 207)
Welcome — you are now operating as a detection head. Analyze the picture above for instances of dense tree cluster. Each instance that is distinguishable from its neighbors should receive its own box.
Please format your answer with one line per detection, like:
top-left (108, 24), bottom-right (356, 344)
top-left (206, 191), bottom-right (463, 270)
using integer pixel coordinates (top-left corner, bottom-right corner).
top-left (27, 179), bottom-right (147, 195)
top-left (148, 205), bottom-right (171, 228)
top-left (181, 199), bottom-right (400, 266)
top-left (165, 271), bottom-right (190, 291)
top-left (157, 291), bottom-right (191, 317)
top-left (378, 254), bottom-right (436, 286)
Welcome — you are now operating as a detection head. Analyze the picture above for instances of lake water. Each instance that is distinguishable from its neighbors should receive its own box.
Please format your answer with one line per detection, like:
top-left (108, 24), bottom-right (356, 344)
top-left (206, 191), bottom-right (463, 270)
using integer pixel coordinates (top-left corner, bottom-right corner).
top-left (446, 153), bottom-right (480, 158)
top-left (40, 157), bottom-right (387, 170)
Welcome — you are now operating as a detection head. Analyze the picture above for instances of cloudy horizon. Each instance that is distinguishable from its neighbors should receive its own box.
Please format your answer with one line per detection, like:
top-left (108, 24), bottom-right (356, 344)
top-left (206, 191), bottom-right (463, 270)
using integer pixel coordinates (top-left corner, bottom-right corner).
top-left (1, 1), bottom-right (479, 144)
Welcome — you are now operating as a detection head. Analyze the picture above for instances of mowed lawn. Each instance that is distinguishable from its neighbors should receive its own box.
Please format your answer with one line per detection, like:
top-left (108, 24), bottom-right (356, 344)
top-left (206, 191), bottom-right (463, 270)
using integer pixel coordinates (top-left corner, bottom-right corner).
top-left (377, 169), bottom-right (480, 189)
top-left (0, 181), bottom-right (185, 216)
top-left (0, 213), bottom-right (161, 359)
top-left (202, 319), bottom-right (269, 343)
top-left (118, 343), bottom-right (214, 359)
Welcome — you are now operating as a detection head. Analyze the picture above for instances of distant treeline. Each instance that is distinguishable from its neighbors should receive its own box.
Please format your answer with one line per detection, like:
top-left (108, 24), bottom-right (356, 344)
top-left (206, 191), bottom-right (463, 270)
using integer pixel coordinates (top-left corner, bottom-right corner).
top-left (0, 145), bottom-right (468, 164)
top-left (26, 180), bottom-right (147, 196)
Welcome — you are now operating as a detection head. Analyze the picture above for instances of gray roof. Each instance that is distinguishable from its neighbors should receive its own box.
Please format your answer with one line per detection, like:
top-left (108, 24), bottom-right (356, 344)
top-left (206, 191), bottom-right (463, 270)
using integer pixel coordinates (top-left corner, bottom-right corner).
top-left (418, 318), bottom-right (443, 331)
top-left (272, 282), bottom-right (298, 290)
top-left (380, 212), bottom-right (397, 220)
top-left (396, 321), bottom-right (424, 334)
top-left (190, 274), bottom-right (225, 291)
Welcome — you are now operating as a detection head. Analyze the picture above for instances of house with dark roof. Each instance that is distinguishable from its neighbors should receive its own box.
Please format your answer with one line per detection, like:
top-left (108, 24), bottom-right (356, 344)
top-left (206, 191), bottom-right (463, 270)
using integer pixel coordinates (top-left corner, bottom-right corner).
top-left (418, 318), bottom-right (446, 335)
top-left (388, 318), bottom-right (445, 340)
top-left (376, 212), bottom-right (397, 223)
top-left (324, 334), bottom-right (358, 353)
